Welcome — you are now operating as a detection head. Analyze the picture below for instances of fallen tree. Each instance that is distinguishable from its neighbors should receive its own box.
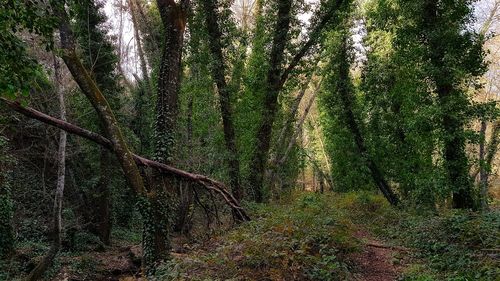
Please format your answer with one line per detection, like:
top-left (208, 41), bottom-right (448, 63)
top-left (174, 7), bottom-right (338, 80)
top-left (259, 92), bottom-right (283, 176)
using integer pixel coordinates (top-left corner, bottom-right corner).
top-left (1, 98), bottom-right (250, 222)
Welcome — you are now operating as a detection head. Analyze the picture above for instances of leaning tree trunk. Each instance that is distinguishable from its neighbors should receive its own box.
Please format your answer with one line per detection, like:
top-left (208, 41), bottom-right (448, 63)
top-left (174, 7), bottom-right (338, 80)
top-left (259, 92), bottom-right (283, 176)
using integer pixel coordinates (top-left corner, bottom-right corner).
top-left (26, 55), bottom-right (67, 281)
top-left (268, 79), bottom-right (322, 193)
top-left (53, 2), bottom-right (164, 272)
top-left (129, 0), bottom-right (152, 97)
top-left (335, 36), bottom-right (399, 206)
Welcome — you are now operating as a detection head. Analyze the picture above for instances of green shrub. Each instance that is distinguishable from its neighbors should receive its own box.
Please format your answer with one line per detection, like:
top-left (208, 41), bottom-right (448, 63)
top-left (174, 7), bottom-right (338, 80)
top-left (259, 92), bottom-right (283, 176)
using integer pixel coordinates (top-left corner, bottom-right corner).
top-left (381, 210), bottom-right (499, 280)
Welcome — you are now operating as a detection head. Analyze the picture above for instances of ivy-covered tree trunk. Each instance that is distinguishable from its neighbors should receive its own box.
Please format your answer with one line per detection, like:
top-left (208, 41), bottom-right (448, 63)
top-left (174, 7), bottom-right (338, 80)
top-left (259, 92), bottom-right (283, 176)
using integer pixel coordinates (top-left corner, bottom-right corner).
top-left (154, 0), bottom-right (188, 164)
top-left (249, 0), bottom-right (293, 202)
top-left (147, 0), bottom-right (190, 265)
top-left (438, 84), bottom-right (474, 209)
top-left (201, 0), bottom-right (243, 201)
top-left (422, 0), bottom-right (477, 209)
top-left (332, 35), bottom-right (399, 206)
top-left (247, 0), bottom-right (345, 202)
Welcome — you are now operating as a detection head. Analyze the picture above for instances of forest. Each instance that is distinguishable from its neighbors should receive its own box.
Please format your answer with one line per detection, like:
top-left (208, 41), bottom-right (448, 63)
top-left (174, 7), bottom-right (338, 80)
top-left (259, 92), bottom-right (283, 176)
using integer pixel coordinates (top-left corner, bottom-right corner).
top-left (0, 0), bottom-right (499, 280)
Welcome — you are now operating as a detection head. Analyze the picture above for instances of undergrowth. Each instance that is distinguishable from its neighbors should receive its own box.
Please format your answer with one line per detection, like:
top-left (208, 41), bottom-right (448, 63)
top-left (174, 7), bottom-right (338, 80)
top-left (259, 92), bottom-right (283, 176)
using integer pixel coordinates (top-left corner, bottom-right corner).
top-left (2, 191), bottom-right (498, 280)
top-left (156, 193), bottom-right (358, 281)
top-left (337, 191), bottom-right (500, 281)
top-left (158, 191), bottom-right (499, 281)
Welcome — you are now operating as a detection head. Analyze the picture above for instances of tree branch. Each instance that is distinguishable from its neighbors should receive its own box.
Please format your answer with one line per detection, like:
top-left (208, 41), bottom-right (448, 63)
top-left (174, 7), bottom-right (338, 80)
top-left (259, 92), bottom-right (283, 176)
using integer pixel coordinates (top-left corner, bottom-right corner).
top-left (1, 98), bottom-right (250, 221)
top-left (279, 0), bottom-right (344, 88)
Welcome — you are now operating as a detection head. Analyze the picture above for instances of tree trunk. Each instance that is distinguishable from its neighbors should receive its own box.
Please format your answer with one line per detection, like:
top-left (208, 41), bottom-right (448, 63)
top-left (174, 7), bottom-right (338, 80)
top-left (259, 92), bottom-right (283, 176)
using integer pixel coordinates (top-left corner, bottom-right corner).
top-left (480, 121), bottom-right (499, 210)
top-left (248, 0), bottom-right (345, 202)
top-left (422, 0), bottom-right (475, 210)
top-left (273, 76), bottom-right (312, 159)
top-left (268, 80), bottom-right (321, 194)
top-left (335, 36), bottom-right (399, 206)
top-left (150, 1), bottom-right (190, 262)
top-left (277, 81), bottom-right (321, 169)
top-left (26, 55), bottom-right (67, 281)
top-left (201, 0), bottom-right (243, 201)
top-left (249, 0), bottom-right (293, 202)
top-left (53, 2), bottom-right (169, 271)
top-left (154, 0), bottom-right (188, 163)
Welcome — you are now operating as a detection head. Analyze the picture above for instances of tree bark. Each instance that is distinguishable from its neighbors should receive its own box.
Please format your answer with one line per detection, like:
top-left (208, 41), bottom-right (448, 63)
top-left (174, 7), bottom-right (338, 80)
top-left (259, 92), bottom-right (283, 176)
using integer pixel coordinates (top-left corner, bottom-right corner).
top-left (52, 2), bottom-right (171, 270)
top-left (149, 1), bottom-right (190, 260)
top-left (154, 0), bottom-right (189, 163)
top-left (201, 0), bottom-right (243, 201)
top-left (26, 55), bottom-right (67, 281)
top-left (480, 121), bottom-right (499, 210)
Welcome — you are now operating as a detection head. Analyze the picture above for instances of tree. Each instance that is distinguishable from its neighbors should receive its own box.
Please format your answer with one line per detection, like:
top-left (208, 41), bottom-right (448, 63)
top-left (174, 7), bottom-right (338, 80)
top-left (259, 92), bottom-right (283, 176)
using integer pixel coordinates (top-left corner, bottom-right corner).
top-left (320, 19), bottom-right (399, 205)
top-left (26, 55), bottom-right (67, 281)
top-left (71, 0), bottom-right (124, 245)
top-left (248, 0), bottom-right (348, 202)
top-left (200, 0), bottom-right (243, 201)
top-left (395, 0), bottom-right (486, 209)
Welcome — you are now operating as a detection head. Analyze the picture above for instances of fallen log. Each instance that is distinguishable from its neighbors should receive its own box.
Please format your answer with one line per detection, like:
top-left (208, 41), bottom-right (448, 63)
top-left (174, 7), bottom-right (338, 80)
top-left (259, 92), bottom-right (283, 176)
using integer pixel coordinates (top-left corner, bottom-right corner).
top-left (1, 98), bottom-right (250, 222)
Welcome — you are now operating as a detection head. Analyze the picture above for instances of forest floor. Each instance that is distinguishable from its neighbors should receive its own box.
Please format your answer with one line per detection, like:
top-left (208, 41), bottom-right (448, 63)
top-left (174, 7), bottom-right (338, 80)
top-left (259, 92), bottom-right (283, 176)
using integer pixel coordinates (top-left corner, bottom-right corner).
top-left (2, 191), bottom-right (498, 281)
top-left (349, 229), bottom-right (406, 281)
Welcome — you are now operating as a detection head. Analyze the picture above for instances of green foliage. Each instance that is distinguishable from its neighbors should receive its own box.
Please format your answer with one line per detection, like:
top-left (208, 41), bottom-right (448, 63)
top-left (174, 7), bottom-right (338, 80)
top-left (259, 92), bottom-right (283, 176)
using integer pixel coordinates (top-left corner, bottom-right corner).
top-left (69, 254), bottom-right (98, 279)
top-left (329, 192), bottom-right (500, 280)
top-left (319, 11), bottom-right (375, 192)
top-left (395, 211), bottom-right (499, 280)
top-left (0, 0), bottom-right (55, 99)
top-left (69, 231), bottom-right (105, 252)
top-left (319, 0), bottom-right (490, 208)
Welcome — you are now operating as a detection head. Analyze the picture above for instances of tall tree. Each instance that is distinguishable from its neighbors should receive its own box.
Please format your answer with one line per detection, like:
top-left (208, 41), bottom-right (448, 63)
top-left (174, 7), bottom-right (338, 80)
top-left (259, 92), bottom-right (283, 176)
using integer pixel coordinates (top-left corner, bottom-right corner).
top-left (26, 56), bottom-right (67, 281)
top-left (321, 24), bottom-right (399, 206)
top-left (71, 0), bottom-right (124, 245)
top-left (200, 0), bottom-right (243, 201)
top-left (53, 1), bottom-right (168, 271)
top-left (248, 0), bottom-right (347, 202)
top-left (404, 0), bottom-right (485, 209)
top-left (153, 0), bottom-right (190, 164)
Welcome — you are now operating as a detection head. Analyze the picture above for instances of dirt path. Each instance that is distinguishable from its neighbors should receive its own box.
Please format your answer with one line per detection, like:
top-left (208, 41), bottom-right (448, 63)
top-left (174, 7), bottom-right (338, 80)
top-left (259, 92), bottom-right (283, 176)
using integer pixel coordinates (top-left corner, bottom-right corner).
top-left (349, 229), bottom-right (407, 281)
